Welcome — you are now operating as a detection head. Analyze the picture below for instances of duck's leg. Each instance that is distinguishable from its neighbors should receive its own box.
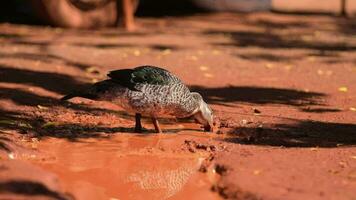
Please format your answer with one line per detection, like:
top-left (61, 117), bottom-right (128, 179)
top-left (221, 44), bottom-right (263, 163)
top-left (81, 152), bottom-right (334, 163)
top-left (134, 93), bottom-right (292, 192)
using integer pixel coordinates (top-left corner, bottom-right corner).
top-left (135, 113), bottom-right (142, 133)
top-left (151, 117), bottom-right (162, 133)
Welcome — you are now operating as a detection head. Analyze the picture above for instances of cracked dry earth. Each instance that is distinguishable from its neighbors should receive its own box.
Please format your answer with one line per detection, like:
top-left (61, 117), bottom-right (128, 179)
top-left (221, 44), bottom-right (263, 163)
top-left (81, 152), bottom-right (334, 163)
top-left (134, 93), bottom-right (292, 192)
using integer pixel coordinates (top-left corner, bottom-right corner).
top-left (0, 12), bottom-right (356, 200)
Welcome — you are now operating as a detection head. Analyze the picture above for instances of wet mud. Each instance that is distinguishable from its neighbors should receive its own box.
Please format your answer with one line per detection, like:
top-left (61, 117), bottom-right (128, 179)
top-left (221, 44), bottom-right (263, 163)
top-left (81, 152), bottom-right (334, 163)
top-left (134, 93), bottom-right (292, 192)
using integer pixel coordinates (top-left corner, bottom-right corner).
top-left (1, 12), bottom-right (356, 200)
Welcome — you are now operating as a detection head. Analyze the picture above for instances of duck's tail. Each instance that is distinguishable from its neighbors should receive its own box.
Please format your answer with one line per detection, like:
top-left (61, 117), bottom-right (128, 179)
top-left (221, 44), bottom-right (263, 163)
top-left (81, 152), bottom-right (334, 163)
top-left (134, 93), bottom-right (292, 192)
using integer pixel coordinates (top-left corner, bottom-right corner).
top-left (60, 80), bottom-right (115, 101)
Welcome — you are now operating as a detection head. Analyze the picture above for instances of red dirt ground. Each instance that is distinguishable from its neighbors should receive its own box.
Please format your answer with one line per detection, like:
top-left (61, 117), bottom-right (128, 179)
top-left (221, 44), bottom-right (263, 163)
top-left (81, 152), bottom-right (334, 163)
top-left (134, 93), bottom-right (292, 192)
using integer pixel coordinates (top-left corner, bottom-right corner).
top-left (0, 12), bottom-right (355, 200)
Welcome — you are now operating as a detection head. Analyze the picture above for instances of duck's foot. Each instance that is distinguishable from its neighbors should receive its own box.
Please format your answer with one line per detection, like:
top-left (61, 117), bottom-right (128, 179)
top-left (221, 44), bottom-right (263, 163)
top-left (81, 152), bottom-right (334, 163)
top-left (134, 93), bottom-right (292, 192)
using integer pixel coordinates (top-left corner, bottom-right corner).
top-left (151, 117), bottom-right (162, 133)
top-left (134, 113), bottom-right (142, 133)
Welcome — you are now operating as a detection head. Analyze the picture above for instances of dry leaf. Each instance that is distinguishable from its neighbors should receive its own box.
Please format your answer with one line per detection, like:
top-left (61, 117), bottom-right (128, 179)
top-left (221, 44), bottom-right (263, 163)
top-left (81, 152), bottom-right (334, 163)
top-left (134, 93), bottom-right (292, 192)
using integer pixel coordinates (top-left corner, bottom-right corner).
top-left (37, 105), bottom-right (48, 110)
top-left (161, 49), bottom-right (171, 55)
top-left (350, 107), bottom-right (356, 111)
top-left (199, 65), bottom-right (209, 71)
top-left (8, 153), bottom-right (15, 160)
top-left (317, 69), bottom-right (324, 75)
top-left (338, 87), bottom-right (348, 92)
top-left (253, 170), bottom-right (261, 175)
top-left (86, 66), bottom-right (100, 74)
top-left (0, 120), bottom-right (16, 125)
top-left (42, 122), bottom-right (58, 129)
top-left (348, 170), bottom-right (356, 180)
top-left (133, 50), bottom-right (141, 56)
top-left (18, 122), bottom-right (33, 129)
top-left (212, 50), bottom-right (221, 55)
top-left (204, 73), bottom-right (213, 78)
top-left (265, 63), bottom-right (274, 69)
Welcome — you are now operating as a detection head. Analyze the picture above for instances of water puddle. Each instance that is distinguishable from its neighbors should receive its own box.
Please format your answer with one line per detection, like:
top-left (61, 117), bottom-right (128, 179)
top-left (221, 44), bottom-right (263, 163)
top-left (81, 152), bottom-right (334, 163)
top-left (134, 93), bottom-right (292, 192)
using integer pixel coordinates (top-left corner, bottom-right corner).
top-left (24, 133), bottom-right (219, 200)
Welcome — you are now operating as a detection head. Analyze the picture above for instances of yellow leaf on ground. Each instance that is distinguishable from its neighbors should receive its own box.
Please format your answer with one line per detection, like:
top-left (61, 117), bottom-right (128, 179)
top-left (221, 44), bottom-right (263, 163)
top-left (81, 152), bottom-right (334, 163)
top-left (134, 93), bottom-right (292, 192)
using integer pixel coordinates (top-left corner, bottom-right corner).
top-left (86, 66), bottom-right (100, 74)
top-left (161, 49), bottom-right (171, 55)
top-left (42, 122), bottom-right (58, 129)
top-left (338, 87), bottom-right (348, 92)
top-left (133, 50), bottom-right (141, 56)
top-left (199, 65), bottom-right (209, 71)
top-left (265, 63), bottom-right (274, 69)
top-left (253, 170), bottom-right (261, 175)
top-left (37, 105), bottom-right (48, 110)
top-left (0, 120), bottom-right (16, 125)
top-left (204, 73), bottom-right (213, 78)
top-left (212, 50), bottom-right (221, 55)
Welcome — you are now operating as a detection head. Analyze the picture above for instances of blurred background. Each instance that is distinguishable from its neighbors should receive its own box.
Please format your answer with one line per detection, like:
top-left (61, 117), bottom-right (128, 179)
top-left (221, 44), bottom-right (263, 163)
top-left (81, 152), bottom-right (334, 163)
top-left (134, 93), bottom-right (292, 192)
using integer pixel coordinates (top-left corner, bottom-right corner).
top-left (0, 0), bottom-right (354, 29)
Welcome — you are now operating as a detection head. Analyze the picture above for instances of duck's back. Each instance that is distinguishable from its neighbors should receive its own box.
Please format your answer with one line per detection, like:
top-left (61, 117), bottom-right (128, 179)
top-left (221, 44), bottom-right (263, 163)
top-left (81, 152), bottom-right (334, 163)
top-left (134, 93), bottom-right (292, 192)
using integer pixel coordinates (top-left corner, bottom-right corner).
top-left (108, 66), bottom-right (197, 117)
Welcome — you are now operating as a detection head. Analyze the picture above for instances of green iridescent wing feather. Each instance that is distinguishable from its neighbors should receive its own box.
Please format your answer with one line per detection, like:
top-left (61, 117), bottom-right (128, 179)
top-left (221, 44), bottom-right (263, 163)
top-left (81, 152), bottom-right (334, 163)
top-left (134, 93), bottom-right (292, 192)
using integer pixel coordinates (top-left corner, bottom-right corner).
top-left (108, 66), bottom-right (173, 90)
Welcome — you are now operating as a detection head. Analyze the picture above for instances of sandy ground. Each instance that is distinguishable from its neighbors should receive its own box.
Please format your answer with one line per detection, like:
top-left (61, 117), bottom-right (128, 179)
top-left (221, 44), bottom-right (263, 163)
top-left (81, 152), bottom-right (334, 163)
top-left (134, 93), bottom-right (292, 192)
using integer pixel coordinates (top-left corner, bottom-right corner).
top-left (0, 12), bottom-right (355, 200)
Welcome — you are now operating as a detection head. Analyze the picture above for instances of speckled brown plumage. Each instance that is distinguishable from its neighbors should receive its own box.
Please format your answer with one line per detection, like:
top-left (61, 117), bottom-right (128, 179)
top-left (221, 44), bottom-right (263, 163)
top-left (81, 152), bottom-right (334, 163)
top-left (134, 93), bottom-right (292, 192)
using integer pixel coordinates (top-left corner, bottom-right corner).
top-left (61, 65), bottom-right (213, 133)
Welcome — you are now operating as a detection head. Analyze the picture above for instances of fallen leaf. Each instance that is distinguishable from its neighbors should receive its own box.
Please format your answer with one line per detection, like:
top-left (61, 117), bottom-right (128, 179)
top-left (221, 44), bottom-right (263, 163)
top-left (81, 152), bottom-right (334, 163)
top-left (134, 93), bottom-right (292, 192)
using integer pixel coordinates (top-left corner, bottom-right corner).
top-left (86, 66), bottom-right (100, 74)
top-left (339, 161), bottom-right (347, 168)
top-left (8, 153), bottom-right (15, 160)
top-left (350, 156), bottom-right (356, 159)
top-left (265, 63), bottom-right (274, 69)
top-left (328, 169), bottom-right (339, 174)
top-left (0, 120), bottom-right (16, 125)
top-left (199, 65), bottom-right (209, 71)
top-left (348, 170), bottom-right (356, 180)
top-left (18, 123), bottom-right (33, 129)
top-left (161, 49), bottom-right (171, 55)
top-left (317, 69), bottom-right (324, 75)
top-left (253, 170), bottom-right (261, 175)
top-left (133, 50), bottom-right (141, 56)
top-left (338, 87), bottom-right (348, 92)
top-left (37, 105), bottom-right (48, 110)
top-left (349, 107), bottom-right (356, 111)
top-left (42, 122), bottom-right (58, 129)
top-left (203, 73), bottom-right (213, 78)
top-left (212, 50), bottom-right (221, 55)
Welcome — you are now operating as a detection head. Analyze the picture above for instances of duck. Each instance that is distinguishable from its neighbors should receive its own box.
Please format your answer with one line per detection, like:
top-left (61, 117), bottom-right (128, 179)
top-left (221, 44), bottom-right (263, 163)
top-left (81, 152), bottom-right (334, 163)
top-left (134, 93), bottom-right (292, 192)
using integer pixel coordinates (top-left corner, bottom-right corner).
top-left (61, 65), bottom-right (214, 133)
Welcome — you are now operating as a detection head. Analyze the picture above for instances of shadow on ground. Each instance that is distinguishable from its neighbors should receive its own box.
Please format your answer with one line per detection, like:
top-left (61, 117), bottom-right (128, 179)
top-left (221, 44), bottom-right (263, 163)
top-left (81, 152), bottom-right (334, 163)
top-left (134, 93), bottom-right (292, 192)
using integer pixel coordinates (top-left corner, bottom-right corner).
top-left (191, 85), bottom-right (326, 108)
top-left (205, 30), bottom-right (356, 52)
top-left (224, 120), bottom-right (356, 147)
top-left (0, 180), bottom-right (72, 200)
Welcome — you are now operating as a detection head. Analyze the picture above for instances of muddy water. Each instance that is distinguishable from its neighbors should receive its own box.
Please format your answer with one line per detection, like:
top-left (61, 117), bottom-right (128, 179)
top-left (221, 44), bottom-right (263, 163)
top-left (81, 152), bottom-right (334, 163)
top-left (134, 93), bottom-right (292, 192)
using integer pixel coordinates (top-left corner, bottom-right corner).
top-left (24, 132), bottom-right (220, 200)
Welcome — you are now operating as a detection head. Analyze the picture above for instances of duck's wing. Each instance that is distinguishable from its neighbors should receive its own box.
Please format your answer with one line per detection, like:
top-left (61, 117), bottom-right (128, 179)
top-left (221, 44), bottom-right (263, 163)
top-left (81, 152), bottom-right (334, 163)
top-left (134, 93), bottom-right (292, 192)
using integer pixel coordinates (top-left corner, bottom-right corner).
top-left (108, 66), bottom-right (181, 91)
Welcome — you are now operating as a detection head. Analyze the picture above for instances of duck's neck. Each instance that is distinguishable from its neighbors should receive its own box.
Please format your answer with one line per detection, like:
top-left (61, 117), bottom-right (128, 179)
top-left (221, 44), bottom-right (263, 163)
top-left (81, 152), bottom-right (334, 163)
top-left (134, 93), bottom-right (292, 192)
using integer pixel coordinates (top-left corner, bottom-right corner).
top-left (180, 93), bottom-right (200, 117)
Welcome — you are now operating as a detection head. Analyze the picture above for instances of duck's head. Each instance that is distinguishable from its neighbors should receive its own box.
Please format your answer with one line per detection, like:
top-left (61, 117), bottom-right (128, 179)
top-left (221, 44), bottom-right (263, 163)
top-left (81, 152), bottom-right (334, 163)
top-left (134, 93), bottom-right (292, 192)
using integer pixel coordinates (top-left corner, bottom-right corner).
top-left (191, 92), bottom-right (214, 132)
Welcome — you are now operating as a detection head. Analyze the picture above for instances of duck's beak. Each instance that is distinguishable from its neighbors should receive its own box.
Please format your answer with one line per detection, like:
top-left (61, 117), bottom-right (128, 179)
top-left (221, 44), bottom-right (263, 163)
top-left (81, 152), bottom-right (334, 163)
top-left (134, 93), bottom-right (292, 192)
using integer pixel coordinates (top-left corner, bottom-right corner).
top-left (193, 110), bottom-right (214, 132)
top-left (204, 123), bottom-right (213, 132)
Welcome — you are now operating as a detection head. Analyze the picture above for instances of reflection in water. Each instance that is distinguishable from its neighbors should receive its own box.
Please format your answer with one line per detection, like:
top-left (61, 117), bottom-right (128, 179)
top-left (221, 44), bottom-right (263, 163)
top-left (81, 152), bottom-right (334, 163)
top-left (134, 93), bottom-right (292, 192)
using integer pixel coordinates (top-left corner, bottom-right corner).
top-left (127, 165), bottom-right (195, 199)
top-left (24, 133), bottom-right (215, 200)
